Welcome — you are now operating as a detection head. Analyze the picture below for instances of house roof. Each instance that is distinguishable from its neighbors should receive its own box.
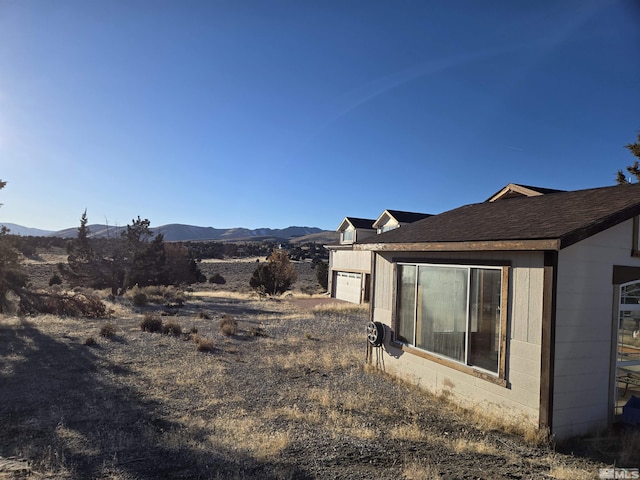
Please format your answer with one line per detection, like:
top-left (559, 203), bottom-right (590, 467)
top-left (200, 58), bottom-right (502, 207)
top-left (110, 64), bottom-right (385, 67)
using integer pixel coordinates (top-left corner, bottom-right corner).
top-left (356, 184), bottom-right (640, 252)
top-left (337, 217), bottom-right (376, 231)
top-left (486, 183), bottom-right (566, 202)
top-left (376, 210), bottom-right (433, 225)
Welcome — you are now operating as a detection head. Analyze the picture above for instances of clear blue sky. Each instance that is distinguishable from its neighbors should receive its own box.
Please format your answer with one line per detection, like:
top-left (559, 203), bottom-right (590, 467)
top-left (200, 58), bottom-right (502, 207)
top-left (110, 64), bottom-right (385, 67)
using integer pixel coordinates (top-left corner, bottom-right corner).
top-left (1, 1), bottom-right (639, 231)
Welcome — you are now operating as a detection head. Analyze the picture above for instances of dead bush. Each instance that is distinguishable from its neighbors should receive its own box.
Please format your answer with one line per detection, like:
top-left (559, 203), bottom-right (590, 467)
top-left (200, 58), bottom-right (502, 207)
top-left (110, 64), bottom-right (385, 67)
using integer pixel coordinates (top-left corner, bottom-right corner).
top-left (127, 285), bottom-right (188, 306)
top-left (193, 334), bottom-right (214, 352)
top-left (132, 292), bottom-right (148, 307)
top-left (248, 326), bottom-right (267, 337)
top-left (21, 290), bottom-right (109, 318)
top-left (162, 320), bottom-right (182, 337)
top-left (196, 311), bottom-right (210, 320)
top-left (84, 336), bottom-right (97, 346)
top-left (100, 323), bottom-right (116, 338)
top-left (220, 315), bottom-right (238, 336)
top-left (140, 313), bottom-right (163, 333)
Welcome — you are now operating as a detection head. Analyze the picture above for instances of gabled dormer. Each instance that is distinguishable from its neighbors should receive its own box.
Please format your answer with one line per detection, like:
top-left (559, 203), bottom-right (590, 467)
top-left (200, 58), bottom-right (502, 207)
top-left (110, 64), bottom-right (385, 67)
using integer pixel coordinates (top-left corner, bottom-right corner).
top-left (486, 183), bottom-right (565, 202)
top-left (337, 217), bottom-right (376, 245)
top-left (373, 210), bottom-right (433, 234)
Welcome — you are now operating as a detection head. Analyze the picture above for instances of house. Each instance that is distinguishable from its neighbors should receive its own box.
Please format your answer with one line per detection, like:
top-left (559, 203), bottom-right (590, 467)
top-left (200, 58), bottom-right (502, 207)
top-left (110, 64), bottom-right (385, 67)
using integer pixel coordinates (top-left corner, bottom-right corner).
top-left (327, 212), bottom-right (432, 304)
top-left (357, 183), bottom-right (640, 440)
top-left (327, 217), bottom-right (376, 304)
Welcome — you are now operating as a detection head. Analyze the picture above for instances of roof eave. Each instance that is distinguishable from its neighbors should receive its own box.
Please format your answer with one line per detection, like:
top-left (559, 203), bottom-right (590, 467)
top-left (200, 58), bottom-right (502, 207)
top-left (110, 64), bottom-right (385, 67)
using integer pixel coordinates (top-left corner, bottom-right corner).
top-left (559, 204), bottom-right (640, 249)
top-left (354, 239), bottom-right (561, 252)
top-left (325, 244), bottom-right (355, 250)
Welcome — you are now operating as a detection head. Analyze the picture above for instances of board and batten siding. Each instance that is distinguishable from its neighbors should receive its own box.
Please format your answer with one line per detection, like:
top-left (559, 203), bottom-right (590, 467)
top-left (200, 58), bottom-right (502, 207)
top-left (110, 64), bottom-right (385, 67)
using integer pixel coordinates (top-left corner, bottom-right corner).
top-left (553, 219), bottom-right (640, 438)
top-left (372, 251), bottom-right (545, 428)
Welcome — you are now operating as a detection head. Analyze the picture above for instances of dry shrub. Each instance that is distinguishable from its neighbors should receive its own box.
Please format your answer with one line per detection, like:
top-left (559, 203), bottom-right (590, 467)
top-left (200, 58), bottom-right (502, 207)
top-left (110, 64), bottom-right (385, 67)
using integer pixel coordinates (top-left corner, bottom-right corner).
top-left (248, 326), bottom-right (267, 337)
top-left (162, 320), bottom-right (182, 337)
top-left (24, 290), bottom-right (109, 318)
top-left (220, 315), bottom-right (238, 336)
top-left (100, 323), bottom-right (116, 338)
top-left (84, 336), bottom-right (97, 346)
top-left (132, 292), bottom-right (148, 307)
top-left (193, 334), bottom-right (214, 352)
top-left (127, 285), bottom-right (187, 306)
top-left (196, 311), bottom-right (210, 320)
top-left (140, 313), bottom-right (163, 333)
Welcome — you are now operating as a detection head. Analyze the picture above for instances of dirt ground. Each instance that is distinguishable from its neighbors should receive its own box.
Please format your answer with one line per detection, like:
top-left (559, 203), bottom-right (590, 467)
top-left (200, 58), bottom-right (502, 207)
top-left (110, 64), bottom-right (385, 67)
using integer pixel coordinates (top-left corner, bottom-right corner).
top-left (0, 254), bottom-right (631, 479)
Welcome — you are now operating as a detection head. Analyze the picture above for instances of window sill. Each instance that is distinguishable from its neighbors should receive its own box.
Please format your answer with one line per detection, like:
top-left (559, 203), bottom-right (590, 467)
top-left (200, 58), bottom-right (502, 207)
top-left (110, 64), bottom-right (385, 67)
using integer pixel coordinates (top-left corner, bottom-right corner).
top-left (388, 340), bottom-right (508, 388)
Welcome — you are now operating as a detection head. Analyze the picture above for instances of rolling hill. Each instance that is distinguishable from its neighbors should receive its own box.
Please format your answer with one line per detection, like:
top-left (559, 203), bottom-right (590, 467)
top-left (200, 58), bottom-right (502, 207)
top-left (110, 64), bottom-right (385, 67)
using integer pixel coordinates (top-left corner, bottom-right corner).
top-left (1, 222), bottom-right (337, 243)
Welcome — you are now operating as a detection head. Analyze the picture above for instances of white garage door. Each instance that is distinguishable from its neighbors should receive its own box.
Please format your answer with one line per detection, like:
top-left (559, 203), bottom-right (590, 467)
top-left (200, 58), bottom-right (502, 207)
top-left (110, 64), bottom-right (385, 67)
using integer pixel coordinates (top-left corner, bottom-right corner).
top-left (335, 272), bottom-right (362, 304)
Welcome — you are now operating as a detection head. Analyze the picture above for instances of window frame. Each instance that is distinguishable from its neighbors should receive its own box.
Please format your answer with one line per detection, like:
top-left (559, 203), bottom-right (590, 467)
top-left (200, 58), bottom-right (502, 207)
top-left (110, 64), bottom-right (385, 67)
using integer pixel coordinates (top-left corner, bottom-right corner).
top-left (391, 260), bottom-right (509, 386)
top-left (341, 228), bottom-right (355, 244)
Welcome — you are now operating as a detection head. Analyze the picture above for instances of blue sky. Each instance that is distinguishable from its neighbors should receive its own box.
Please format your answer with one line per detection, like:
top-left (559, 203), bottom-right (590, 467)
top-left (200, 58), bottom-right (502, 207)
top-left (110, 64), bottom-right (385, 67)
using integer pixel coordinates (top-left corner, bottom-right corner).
top-left (1, 1), bottom-right (639, 231)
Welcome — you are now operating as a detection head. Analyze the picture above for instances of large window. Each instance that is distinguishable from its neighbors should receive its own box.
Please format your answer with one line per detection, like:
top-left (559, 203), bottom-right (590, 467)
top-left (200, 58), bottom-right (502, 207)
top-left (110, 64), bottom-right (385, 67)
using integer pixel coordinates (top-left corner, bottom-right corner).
top-left (396, 263), bottom-right (503, 374)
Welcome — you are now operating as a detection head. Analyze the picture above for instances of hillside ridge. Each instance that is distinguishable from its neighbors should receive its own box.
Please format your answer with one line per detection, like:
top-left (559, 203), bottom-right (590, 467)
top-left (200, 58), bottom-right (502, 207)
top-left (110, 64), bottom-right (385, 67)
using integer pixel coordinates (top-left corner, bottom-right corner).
top-left (0, 222), bottom-right (337, 243)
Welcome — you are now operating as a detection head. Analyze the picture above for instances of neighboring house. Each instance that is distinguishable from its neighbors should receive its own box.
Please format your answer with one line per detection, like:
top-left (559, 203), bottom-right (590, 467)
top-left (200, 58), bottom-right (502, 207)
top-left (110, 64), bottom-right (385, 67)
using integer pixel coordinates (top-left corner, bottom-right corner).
top-left (327, 217), bottom-right (376, 304)
top-left (327, 212), bottom-right (431, 304)
top-left (357, 183), bottom-right (640, 440)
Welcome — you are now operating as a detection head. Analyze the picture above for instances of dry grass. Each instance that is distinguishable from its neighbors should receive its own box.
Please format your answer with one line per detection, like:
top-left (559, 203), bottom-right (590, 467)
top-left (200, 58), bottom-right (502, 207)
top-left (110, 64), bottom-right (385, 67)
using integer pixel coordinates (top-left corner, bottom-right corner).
top-left (207, 413), bottom-right (292, 460)
top-left (432, 389), bottom-right (548, 446)
top-left (311, 301), bottom-right (368, 316)
top-left (452, 437), bottom-right (500, 456)
top-left (0, 287), bottom-right (611, 479)
top-left (548, 464), bottom-right (599, 480)
top-left (389, 422), bottom-right (427, 442)
top-left (402, 459), bottom-right (442, 480)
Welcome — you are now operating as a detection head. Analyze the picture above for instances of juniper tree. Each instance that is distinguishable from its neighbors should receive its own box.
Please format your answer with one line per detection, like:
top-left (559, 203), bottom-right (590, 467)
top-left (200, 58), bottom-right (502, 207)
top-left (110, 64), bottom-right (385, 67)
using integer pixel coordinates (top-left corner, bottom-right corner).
top-left (0, 180), bottom-right (29, 312)
top-left (616, 133), bottom-right (640, 184)
top-left (249, 249), bottom-right (297, 295)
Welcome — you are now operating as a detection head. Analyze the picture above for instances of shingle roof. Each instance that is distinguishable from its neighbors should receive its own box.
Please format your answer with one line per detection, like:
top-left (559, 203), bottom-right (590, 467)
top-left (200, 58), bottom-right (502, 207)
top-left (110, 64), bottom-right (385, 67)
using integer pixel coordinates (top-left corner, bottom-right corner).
top-left (358, 184), bottom-right (640, 249)
top-left (343, 217), bottom-right (376, 229)
top-left (384, 210), bottom-right (433, 223)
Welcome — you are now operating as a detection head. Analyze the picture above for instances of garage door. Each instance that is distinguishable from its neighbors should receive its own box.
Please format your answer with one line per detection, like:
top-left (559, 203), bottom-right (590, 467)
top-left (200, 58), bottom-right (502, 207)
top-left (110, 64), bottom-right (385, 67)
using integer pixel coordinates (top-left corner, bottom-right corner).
top-left (335, 272), bottom-right (362, 304)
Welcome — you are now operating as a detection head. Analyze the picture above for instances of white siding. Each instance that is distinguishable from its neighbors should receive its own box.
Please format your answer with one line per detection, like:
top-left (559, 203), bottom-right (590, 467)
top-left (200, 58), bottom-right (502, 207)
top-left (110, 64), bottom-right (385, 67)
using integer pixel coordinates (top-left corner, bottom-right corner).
top-left (331, 250), bottom-right (372, 273)
top-left (372, 250), bottom-right (545, 429)
top-left (553, 219), bottom-right (640, 438)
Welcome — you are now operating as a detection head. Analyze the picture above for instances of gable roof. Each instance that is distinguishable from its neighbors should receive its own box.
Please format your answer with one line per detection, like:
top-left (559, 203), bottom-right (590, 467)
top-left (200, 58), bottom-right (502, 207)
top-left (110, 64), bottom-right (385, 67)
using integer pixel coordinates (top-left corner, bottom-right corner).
top-left (337, 217), bottom-right (376, 231)
top-left (486, 183), bottom-right (566, 202)
top-left (382, 210), bottom-right (433, 224)
top-left (356, 184), bottom-right (640, 252)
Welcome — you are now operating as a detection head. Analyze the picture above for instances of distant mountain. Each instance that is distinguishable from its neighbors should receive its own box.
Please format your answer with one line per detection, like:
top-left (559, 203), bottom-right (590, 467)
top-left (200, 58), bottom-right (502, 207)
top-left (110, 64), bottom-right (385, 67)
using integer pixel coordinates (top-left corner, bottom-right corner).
top-left (155, 224), bottom-right (328, 242)
top-left (0, 223), bottom-right (54, 237)
top-left (1, 222), bottom-right (334, 243)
